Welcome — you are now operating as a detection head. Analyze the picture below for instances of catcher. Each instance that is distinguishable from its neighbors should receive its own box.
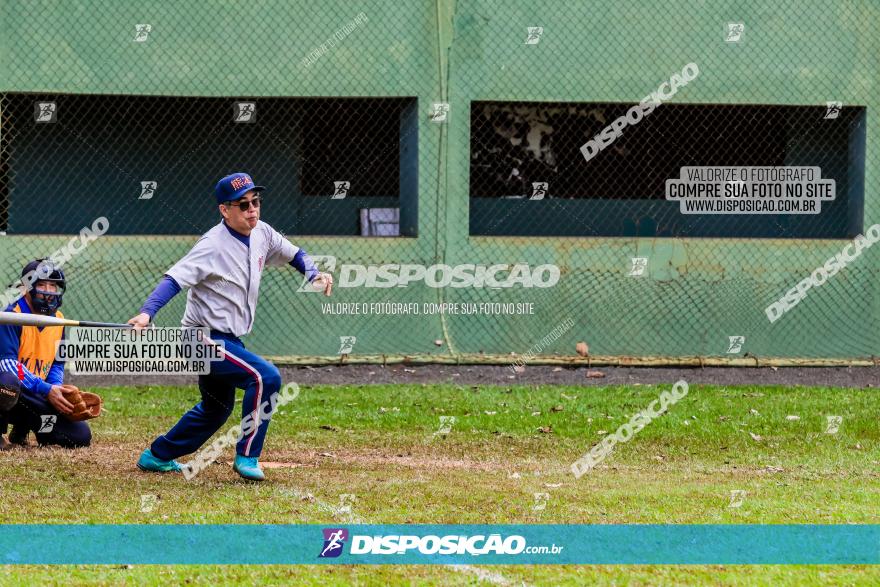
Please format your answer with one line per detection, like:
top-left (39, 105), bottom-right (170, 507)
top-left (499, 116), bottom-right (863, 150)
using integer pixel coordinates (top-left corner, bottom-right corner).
top-left (0, 259), bottom-right (101, 449)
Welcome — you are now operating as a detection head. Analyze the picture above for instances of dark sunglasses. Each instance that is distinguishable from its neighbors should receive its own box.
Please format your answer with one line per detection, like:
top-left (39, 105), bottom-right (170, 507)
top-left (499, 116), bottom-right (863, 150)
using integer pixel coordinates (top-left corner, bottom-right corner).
top-left (223, 195), bottom-right (262, 211)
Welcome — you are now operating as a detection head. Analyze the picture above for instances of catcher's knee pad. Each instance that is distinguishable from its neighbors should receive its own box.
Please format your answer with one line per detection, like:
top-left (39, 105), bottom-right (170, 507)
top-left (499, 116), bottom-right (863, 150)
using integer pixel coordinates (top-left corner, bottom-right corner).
top-left (0, 371), bottom-right (22, 413)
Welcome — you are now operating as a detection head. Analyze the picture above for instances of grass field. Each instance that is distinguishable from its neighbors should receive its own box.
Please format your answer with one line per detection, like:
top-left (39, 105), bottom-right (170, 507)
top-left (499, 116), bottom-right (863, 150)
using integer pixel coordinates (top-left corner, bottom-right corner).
top-left (1, 380), bottom-right (878, 585)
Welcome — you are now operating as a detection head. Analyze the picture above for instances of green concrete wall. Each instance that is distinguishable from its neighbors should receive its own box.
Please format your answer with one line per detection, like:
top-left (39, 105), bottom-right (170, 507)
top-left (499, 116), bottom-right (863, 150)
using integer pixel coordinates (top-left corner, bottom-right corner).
top-left (1, 0), bottom-right (877, 363)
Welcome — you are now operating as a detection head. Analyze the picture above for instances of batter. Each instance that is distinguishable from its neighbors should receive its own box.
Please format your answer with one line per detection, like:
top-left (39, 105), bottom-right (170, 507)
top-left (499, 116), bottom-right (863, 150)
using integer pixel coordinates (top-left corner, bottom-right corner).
top-left (128, 172), bottom-right (332, 480)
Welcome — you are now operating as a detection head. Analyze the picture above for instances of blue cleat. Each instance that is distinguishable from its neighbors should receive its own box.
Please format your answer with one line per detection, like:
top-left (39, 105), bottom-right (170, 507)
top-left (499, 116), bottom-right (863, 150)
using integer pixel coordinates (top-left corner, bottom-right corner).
top-left (233, 455), bottom-right (265, 481)
top-left (137, 448), bottom-right (182, 473)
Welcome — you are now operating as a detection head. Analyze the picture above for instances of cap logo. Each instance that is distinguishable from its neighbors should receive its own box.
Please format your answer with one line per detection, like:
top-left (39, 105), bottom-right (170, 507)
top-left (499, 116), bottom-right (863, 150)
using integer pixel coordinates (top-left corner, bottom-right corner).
top-left (230, 176), bottom-right (252, 191)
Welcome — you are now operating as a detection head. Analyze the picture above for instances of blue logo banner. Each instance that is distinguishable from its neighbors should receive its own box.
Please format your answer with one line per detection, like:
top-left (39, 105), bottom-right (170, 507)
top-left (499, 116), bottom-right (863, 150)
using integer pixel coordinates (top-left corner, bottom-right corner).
top-left (1, 525), bottom-right (877, 565)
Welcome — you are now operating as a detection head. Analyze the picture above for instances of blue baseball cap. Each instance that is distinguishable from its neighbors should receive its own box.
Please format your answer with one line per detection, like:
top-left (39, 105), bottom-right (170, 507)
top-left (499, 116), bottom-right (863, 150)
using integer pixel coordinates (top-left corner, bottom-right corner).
top-left (214, 172), bottom-right (265, 204)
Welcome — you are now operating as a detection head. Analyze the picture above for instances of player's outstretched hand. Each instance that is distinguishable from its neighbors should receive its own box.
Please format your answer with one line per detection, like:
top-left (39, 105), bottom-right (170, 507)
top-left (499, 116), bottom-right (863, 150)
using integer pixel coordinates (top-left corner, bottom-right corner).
top-left (313, 272), bottom-right (334, 296)
top-left (47, 385), bottom-right (74, 415)
top-left (127, 312), bottom-right (152, 330)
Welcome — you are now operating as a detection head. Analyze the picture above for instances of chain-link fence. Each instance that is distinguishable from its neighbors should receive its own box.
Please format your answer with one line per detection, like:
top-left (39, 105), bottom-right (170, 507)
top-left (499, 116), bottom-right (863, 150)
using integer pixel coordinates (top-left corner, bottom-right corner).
top-left (1, 0), bottom-right (878, 364)
top-left (470, 101), bottom-right (863, 238)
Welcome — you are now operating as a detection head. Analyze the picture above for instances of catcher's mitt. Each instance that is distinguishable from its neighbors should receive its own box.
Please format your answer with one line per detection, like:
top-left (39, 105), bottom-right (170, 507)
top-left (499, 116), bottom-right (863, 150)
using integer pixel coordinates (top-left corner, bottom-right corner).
top-left (60, 385), bottom-right (102, 421)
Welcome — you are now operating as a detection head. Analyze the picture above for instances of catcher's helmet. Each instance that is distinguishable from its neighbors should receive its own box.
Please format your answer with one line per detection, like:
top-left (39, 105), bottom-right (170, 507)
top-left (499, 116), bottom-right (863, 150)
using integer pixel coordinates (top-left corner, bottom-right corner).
top-left (0, 370), bottom-right (21, 412)
top-left (21, 258), bottom-right (66, 315)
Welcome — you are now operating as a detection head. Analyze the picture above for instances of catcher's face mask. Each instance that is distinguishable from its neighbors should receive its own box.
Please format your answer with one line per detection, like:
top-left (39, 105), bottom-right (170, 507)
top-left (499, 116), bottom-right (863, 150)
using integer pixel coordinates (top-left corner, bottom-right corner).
top-left (0, 371), bottom-right (22, 413)
top-left (31, 281), bottom-right (65, 315)
top-left (20, 259), bottom-right (66, 315)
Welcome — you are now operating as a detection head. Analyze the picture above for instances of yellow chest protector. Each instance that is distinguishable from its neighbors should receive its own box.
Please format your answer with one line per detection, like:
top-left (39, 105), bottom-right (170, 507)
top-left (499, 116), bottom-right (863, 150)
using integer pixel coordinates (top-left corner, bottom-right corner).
top-left (12, 304), bottom-right (64, 381)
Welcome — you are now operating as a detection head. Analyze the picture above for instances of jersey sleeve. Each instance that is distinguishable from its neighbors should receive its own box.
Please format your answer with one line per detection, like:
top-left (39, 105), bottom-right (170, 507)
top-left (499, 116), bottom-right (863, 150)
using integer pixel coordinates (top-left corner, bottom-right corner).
top-left (289, 249), bottom-right (320, 282)
top-left (0, 311), bottom-right (51, 396)
top-left (0, 358), bottom-right (52, 397)
top-left (139, 275), bottom-right (182, 320)
top-left (46, 361), bottom-right (64, 386)
top-left (265, 225), bottom-right (299, 266)
top-left (166, 236), bottom-right (215, 288)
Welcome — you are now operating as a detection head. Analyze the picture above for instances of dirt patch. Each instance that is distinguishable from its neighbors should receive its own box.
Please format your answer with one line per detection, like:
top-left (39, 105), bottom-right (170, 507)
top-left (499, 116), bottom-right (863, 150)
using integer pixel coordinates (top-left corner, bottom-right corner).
top-left (253, 449), bottom-right (509, 472)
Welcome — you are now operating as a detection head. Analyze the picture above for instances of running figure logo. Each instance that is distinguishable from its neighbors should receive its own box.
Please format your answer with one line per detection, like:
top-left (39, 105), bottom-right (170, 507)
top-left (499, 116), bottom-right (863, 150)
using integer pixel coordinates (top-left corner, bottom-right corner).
top-left (530, 182), bottom-right (548, 200)
top-left (234, 102), bottom-right (256, 123)
top-left (319, 528), bottom-right (349, 558)
top-left (35, 102), bottom-right (57, 123)
top-left (140, 181), bottom-right (157, 200)
top-left (338, 336), bottom-right (357, 354)
top-left (134, 24), bottom-right (152, 42)
top-left (38, 415), bottom-right (57, 433)
top-left (429, 103), bottom-right (449, 123)
top-left (629, 257), bottom-right (648, 277)
top-left (726, 336), bottom-right (745, 354)
top-left (725, 23), bottom-right (744, 42)
top-left (824, 101), bottom-right (842, 119)
top-left (332, 181), bottom-right (350, 199)
top-left (525, 27), bottom-right (544, 45)
top-left (296, 255), bottom-right (337, 293)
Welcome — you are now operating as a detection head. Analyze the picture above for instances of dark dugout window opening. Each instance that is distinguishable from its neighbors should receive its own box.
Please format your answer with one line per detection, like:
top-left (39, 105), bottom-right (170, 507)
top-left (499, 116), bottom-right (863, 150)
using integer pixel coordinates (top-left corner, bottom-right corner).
top-left (0, 93), bottom-right (418, 236)
top-left (470, 101), bottom-right (866, 239)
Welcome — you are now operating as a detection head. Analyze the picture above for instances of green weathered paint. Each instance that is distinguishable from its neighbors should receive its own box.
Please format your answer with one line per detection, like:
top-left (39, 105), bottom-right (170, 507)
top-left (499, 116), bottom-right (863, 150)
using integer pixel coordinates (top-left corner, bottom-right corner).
top-left (1, 0), bottom-right (877, 363)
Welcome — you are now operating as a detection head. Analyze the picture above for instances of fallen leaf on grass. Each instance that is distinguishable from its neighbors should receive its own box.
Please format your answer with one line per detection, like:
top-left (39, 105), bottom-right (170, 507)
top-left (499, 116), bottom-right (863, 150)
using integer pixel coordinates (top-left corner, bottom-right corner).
top-left (749, 432), bottom-right (762, 442)
top-left (537, 426), bottom-right (553, 434)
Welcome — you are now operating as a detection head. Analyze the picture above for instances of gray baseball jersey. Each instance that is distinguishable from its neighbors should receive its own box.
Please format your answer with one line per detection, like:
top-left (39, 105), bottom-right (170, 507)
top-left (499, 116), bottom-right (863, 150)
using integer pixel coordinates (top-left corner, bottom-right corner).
top-left (166, 220), bottom-right (298, 336)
